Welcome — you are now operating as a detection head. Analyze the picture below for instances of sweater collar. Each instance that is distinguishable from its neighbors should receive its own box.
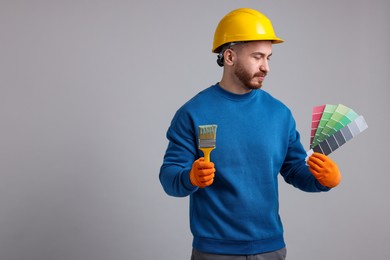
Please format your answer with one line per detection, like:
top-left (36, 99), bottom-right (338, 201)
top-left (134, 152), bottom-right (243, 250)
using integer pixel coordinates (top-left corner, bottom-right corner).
top-left (213, 83), bottom-right (258, 101)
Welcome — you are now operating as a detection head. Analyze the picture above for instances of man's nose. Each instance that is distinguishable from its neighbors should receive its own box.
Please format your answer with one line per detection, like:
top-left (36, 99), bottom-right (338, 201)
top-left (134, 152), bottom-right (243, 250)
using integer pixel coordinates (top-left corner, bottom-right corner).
top-left (260, 60), bottom-right (270, 73)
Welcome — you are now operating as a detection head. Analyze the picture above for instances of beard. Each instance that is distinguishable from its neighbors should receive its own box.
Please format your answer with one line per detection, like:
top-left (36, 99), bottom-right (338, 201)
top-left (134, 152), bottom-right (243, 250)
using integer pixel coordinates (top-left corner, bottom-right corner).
top-left (234, 61), bottom-right (265, 90)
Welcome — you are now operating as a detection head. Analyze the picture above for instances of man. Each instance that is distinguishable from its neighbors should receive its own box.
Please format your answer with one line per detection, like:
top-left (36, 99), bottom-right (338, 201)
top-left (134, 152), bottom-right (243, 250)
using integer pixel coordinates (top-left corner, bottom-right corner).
top-left (159, 8), bottom-right (341, 260)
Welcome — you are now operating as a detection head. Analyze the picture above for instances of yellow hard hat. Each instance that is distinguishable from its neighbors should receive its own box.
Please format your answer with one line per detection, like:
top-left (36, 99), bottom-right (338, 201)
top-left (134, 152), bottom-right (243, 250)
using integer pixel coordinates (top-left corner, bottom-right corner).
top-left (212, 8), bottom-right (284, 53)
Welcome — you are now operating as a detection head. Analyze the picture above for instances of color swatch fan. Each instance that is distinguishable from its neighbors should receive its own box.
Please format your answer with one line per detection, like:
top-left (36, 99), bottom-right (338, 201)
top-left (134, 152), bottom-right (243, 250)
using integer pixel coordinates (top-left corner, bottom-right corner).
top-left (308, 104), bottom-right (368, 156)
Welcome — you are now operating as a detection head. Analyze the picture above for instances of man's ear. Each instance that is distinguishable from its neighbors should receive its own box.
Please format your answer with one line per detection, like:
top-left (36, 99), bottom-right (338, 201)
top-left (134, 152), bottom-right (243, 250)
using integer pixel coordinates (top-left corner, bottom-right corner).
top-left (223, 49), bottom-right (235, 66)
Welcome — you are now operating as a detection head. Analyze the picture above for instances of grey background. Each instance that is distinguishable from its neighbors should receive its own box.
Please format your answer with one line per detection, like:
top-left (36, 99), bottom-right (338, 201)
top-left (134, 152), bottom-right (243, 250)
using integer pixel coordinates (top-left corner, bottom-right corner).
top-left (1, 0), bottom-right (389, 259)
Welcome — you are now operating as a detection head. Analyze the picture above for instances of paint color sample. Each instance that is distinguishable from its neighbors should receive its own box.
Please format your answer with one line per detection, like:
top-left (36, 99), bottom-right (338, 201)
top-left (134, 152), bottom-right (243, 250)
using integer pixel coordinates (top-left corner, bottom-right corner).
top-left (315, 104), bottom-right (359, 146)
top-left (310, 115), bottom-right (368, 155)
top-left (310, 105), bottom-right (326, 145)
top-left (312, 104), bottom-right (337, 147)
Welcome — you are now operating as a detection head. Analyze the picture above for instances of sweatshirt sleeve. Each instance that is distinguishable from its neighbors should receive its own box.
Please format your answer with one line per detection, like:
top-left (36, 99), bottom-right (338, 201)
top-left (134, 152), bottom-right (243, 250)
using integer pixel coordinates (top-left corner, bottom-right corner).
top-left (159, 109), bottom-right (199, 197)
top-left (280, 116), bottom-right (331, 192)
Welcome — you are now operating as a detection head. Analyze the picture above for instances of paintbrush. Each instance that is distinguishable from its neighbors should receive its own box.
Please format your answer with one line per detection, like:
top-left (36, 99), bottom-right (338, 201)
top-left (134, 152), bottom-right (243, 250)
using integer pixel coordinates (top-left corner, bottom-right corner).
top-left (198, 124), bottom-right (217, 162)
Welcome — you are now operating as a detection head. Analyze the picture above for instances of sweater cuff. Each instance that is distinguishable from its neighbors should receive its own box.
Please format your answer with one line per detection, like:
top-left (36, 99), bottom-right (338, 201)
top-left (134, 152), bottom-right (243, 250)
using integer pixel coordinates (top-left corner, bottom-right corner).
top-left (181, 169), bottom-right (198, 193)
top-left (316, 180), bottom-right (332, 191)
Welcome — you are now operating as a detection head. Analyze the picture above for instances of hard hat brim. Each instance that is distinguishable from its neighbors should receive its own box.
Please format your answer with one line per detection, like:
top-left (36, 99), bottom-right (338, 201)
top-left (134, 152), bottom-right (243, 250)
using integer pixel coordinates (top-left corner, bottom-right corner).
top-left (212, 38), bottom-right (284, 53)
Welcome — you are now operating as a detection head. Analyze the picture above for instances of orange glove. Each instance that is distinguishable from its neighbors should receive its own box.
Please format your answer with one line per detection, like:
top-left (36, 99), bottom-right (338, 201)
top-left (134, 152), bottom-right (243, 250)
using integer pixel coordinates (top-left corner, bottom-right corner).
top-left (190, 158), bottom-right (215, 188)
top-left (307, 152), bottom-right (342, 188)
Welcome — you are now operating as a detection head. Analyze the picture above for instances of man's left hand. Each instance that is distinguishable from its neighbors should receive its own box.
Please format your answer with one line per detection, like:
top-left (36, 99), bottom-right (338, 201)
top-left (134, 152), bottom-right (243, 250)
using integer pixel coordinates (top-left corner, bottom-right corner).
top-left (307, 152), bottom-right (342, 188)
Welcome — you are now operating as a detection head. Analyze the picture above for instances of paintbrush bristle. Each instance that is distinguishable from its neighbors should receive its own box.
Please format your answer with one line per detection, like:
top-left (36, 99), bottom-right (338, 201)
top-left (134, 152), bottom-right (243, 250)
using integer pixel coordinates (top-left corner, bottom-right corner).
top-left (198, 124), bottom-right (217, 148)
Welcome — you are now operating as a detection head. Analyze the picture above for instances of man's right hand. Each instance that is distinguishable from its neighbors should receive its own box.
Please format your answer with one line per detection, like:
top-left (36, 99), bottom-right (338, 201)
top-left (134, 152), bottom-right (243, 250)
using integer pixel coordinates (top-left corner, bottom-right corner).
top-left (190, 158), bottom-right (215, 188)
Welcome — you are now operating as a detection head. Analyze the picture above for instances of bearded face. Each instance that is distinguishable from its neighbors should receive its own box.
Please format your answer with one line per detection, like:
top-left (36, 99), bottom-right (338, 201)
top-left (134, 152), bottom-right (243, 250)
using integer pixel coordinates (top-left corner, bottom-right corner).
top-left (229, 41), bottom-right (271, 91)
top-left (233, 59), bottom-right (267, 90)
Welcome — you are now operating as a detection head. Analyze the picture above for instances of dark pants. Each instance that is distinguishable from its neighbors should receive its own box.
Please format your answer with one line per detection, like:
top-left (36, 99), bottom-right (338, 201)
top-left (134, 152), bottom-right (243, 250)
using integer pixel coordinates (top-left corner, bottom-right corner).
top-left (191, 248), bottom-right (287, 260)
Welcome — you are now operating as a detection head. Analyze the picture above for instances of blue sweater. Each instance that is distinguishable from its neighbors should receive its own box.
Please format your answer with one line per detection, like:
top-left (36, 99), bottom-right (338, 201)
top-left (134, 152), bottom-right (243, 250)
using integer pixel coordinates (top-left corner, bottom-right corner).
top-left (159, 84), bottom-right (329, 255)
